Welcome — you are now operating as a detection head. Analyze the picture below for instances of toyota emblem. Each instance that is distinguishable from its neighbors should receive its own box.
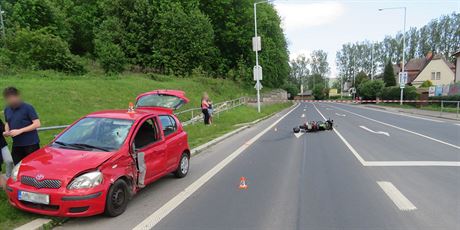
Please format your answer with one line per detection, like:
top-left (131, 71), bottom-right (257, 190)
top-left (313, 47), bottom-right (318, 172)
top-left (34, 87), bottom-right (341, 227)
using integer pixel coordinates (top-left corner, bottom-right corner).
top-left (35, 174), bottom-right (44, 180)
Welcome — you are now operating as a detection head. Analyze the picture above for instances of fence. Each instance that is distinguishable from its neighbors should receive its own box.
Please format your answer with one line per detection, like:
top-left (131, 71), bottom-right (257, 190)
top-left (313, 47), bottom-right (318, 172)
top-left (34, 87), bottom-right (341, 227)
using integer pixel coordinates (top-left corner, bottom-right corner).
top-left (36, 97), bottom-right (247, 132)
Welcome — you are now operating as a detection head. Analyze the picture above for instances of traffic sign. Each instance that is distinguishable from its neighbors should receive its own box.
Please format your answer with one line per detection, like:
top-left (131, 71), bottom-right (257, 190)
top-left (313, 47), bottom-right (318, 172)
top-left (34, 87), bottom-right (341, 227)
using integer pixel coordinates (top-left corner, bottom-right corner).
top-left (252, 36), bottom-right (261, 52)
top-left (254, 81), bottom-right (263, 90)
top-left (399, 72), bottom-right (408, 89)
top-left (253, 65), bottom-right (263, 81)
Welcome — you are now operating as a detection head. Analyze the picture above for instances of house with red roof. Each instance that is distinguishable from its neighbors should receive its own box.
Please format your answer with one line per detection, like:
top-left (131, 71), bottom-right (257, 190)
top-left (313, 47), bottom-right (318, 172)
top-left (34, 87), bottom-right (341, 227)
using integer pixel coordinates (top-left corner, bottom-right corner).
top-left (395, 52), bottom-right (455, 87)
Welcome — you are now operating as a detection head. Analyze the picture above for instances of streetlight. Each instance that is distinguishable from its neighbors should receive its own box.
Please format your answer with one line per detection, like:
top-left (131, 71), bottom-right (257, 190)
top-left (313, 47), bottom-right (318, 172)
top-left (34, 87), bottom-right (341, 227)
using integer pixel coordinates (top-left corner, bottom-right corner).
top-left (379, 7), bottom-right (407, 105)
top-left (253, 0), bottom-right (273, 113)
top-left (0, 4), bottom-right (5, 39)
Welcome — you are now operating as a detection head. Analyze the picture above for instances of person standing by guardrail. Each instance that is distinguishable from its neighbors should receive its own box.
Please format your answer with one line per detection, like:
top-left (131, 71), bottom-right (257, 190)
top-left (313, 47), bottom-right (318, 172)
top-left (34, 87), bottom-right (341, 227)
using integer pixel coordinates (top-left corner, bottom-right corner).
top-left (3, 87), bottom-right (41, 165)
top-left (201, 92), bottom-right (210, 125)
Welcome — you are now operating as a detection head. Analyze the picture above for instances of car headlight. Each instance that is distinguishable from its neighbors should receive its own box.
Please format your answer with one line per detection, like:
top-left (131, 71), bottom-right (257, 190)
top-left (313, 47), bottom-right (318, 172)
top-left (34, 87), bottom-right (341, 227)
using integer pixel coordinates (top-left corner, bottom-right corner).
top-left (68, 171), bottom-right (103, 190)
top-left (11, 162), bottom-right (21, 181)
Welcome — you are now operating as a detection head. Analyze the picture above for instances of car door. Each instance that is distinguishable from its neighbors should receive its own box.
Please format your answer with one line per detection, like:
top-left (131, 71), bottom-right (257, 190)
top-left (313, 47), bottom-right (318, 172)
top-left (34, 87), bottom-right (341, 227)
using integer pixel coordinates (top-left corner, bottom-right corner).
top-left (158, 115), bottom-right (182, 170)
top-left (132, 117), bottom-right (166, 183)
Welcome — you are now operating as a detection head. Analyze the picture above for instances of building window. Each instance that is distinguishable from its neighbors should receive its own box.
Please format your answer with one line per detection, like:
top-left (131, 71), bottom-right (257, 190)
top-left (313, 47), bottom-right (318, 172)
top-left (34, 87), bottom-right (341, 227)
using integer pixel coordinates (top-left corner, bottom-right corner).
top-left (436, 72), bottom-right (441, 80)
top-left (431, 72), bottom-right (435, 80)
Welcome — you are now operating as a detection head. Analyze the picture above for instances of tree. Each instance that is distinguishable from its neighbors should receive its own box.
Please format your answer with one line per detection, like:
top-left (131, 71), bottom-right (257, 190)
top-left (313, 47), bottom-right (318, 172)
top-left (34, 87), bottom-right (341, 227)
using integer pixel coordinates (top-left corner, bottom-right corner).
top-left (420, 80), bottom-right (433, 88)
top-left (355, 71), bottom-right (370, 89)
top-left (289, 54), bottom-right (309, 87)
top-left (358, 80), bottom-right (385, 100)
top-left (383, 60), bottom-right (396, 86)
top-left (310, 50), bottom-right (330, 77)
top-left (312, 85), bottom-right (326, 100)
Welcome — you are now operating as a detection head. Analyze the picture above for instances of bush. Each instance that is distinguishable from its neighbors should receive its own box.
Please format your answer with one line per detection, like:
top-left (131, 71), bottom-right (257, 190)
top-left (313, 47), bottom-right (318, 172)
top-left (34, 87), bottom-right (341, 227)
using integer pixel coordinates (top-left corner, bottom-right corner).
top-left (358, 80), bottom-right (385, 100)
top-left (95, 40), bottom-right (126, 74)
top-left (282, 82), bottom-right (299, 99)
top-left (313, 85), bottom-right (326, 100)
top-left (5, 29), bottom-right (85, 74)
top-left (420, 80), bottom-right (433, 88)
top-left (430, 95), bottom-right (460, 101)
top-left (381, 86), bottom-right (417, 100)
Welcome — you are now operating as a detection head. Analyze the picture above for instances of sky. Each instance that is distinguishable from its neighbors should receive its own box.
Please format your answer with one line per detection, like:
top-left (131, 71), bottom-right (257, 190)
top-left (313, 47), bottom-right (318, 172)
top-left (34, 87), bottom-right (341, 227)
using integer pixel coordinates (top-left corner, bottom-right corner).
top-left (273, 0), bottom-right (460, 78)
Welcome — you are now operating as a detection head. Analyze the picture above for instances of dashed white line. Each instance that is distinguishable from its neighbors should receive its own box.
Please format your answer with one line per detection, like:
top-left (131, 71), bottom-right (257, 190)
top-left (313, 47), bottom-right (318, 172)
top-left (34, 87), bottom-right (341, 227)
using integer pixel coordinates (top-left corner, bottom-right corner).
top-left (133, 104), bottom-right (300, 230)
top-left (377, 181), bottom-right (417, 211)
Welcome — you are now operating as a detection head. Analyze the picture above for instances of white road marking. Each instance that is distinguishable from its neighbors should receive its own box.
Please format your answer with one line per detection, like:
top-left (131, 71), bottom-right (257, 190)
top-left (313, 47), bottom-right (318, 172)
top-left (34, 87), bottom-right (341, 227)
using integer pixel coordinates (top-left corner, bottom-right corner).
top-left (329, 104), bottom-right (460, 150)
top-left (360, 126), bottom-right (390, 136)
top-left (303, 109), bottom-right (306, 112)
top-left (133, 104), bottom-right (300, 230)
top-left (377, 181), bottom-right (417, 211)
top-left (455, 124), bottom-right (460, 126)
top-left (313, 103), bottom-right (460, 167)
top-left (301, 114), bottom-right (305, 118)
top-left (294, 132), bottom-right (304, 138)
top-left (326, 108), bottom-right (333, 110)
top-left (335, 113), bottom-right (346, 117)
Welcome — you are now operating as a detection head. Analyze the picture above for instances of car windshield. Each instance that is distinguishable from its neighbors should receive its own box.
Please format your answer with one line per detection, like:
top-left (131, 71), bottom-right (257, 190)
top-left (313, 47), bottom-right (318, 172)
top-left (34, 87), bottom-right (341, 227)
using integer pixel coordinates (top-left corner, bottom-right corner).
top-left (53, 117), bottom-right (133, 152)
top-left (136, 94), bottom-right (184, 109)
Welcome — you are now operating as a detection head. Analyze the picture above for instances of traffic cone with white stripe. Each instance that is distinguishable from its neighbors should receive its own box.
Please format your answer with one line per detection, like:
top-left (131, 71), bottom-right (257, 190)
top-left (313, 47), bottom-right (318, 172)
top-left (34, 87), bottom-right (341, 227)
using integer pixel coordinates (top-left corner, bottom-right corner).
top-left (239, 177), bottom-right (248, 190)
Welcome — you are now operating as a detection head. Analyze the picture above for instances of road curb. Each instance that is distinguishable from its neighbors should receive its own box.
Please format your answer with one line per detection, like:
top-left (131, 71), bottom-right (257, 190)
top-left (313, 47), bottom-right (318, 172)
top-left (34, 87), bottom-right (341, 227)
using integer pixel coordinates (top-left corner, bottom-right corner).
top-left (363, 105), bottom-right (460, 121)
top-left (14, 218), bottom-right (52, 230)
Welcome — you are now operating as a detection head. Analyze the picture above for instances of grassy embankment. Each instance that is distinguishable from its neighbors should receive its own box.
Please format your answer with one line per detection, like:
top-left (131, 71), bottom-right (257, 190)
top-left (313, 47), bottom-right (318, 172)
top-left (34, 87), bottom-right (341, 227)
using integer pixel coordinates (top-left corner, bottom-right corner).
top-left (0, 70), bottom-right (291, 229)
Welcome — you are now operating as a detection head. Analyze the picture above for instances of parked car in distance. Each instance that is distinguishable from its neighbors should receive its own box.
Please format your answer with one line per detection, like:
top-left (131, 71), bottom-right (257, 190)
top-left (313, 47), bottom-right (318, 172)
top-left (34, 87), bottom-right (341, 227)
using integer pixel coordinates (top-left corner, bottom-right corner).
top-left (6, 90), bottom-right (191, 217)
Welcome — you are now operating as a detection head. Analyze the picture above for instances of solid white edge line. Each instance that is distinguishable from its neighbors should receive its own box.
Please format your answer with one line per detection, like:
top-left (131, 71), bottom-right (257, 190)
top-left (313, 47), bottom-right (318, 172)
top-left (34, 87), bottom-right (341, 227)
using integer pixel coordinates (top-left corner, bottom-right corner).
top-left (132, 103), bottom-right (300, 230)
top-left (313, 103), bottom-right (460, 167)
top-left (313, 103), bottom-right (366, 165)
top-left (328, 104), bottom-right (460, 150)
top-left (377, 181), bottom-right (417, 211)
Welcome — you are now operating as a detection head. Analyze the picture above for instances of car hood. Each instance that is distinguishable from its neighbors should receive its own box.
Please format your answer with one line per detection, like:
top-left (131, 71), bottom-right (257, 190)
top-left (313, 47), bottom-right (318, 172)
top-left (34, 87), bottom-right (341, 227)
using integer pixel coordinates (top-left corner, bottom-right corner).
top-left (19, 146), bottom-right (116, 183)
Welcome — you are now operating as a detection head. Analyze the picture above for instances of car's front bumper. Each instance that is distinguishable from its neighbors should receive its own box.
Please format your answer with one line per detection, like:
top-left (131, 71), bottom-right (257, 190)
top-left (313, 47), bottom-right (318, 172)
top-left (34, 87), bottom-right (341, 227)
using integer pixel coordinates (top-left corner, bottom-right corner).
top-left (6, 180), bottom-right (108, 217)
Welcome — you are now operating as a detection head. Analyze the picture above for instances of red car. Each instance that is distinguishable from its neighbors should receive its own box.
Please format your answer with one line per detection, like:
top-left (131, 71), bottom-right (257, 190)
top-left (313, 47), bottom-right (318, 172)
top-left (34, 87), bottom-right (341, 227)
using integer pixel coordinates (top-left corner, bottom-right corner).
top-left (6, 90), bottom-right (191, 217)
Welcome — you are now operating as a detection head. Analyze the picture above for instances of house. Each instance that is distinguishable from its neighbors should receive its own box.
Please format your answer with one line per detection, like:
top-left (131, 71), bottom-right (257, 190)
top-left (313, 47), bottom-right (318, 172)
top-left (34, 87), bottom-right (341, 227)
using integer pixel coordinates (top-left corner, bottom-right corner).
top-left (453, 50), bottom-right (460, 83)
top-left (395, 52), bottom-right (455, 87)
top-left (293, 90), bottom-right (313, 100)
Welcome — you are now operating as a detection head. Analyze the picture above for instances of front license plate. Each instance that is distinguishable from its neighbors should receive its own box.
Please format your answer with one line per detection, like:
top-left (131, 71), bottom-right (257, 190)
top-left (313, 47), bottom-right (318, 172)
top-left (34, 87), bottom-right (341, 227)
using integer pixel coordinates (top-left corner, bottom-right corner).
top-left (18, 191), bottom-right (49, 205)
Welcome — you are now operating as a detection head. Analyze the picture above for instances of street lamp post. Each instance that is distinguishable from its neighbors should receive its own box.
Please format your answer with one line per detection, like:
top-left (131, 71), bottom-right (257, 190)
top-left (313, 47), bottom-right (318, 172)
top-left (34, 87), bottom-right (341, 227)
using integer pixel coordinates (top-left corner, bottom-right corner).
top-left (253, 0), bottom-right (273, 113)
top-left (379, 7), bottom-right (407, 105)
top-left (0, 4), bottom-right (5, 39)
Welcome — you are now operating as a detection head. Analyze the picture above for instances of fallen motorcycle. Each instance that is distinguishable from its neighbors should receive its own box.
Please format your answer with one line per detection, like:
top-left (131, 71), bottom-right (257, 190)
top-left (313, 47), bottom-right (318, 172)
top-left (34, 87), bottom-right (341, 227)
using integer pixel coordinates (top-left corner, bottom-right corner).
top-left (293, 119), bottom-right (333, 133)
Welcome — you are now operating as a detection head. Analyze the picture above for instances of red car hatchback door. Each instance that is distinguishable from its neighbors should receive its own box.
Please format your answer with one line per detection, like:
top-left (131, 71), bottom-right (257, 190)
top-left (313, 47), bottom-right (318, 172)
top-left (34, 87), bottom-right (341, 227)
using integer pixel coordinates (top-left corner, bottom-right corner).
top-left (132, 117), bottom-right (166, 184)
top-left (158, 115), bottom-right (183, 170)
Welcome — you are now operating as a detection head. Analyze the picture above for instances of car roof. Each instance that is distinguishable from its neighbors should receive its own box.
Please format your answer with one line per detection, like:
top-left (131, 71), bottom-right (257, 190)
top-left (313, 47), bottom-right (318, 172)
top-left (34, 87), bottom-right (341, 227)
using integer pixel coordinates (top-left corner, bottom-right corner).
top-left (86, 108), bottom-right (173, 121)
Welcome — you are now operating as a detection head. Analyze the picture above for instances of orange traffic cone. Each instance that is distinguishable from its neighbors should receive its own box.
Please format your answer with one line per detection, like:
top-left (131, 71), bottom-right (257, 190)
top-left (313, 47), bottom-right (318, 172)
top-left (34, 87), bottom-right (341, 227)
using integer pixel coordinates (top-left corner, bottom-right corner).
top-left (239, 177), bottom-right (248, 190)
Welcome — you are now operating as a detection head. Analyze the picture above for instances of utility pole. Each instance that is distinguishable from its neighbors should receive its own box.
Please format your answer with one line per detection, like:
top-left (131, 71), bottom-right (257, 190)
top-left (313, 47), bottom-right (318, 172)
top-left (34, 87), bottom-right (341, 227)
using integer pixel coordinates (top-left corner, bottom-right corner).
top-left (379, 7), bottom-right (407, 105)
top-left (0, 4), bottom-right (5, 40)
top-left (253, 0), bottom-right (272, 113)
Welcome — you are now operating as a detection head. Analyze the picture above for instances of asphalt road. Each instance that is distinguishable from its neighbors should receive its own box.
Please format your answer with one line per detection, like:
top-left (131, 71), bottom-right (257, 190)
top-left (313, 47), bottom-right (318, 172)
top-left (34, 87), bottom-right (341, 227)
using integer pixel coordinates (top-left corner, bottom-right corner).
top-left (58, 102), bottom-right (460, 230)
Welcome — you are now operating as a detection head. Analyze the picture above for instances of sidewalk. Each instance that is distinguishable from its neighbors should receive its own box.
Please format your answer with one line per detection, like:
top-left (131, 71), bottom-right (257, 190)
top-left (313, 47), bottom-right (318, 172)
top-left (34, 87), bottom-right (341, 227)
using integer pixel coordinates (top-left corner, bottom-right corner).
top-left (361, 104), bottom-right (460, 121)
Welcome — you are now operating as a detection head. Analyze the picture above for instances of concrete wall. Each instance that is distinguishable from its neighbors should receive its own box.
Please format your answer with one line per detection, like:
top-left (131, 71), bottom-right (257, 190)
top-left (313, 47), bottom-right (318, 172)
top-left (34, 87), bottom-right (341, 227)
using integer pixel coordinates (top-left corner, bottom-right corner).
top-left (413, 59), bottom-right (455, 87)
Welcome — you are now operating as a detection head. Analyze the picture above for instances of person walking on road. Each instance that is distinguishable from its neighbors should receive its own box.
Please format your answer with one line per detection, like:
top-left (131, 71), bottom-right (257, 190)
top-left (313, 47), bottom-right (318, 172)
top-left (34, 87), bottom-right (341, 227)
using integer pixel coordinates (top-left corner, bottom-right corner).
top-left (3, 87), bottom-right (41, 165)
top-left (201, 93), bottom-right (210, 125)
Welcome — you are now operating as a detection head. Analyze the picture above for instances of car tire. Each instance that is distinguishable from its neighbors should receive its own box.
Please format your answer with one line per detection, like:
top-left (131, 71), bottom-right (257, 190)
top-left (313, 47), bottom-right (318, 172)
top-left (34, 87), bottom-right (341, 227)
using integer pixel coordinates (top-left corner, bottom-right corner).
top-left (104, 179), bottom-right (129, 217)
top-left (293, 127), bottom-right (301, 133)
top-left (174, 152), bottom-right (190, 178)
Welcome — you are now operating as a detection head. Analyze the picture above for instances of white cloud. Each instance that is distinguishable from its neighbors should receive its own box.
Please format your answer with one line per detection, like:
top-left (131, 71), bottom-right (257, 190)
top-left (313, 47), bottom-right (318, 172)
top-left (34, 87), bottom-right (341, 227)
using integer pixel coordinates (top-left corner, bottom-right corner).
top-left (274, 1), bottom-right (346, 31)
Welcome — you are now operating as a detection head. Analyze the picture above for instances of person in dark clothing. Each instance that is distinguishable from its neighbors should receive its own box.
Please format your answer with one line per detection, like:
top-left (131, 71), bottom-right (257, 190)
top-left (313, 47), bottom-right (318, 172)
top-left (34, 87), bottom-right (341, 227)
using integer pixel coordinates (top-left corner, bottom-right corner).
top-left (3, 87), bottom-right (41, 164)
top-left (201, 93), bottom-right (210, 125)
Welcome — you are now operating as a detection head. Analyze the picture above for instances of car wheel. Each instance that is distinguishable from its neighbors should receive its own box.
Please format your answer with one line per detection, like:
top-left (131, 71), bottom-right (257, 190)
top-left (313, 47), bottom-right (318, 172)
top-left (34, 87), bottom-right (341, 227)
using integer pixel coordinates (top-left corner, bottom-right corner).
top-left (104, 179), bottom-right (129, 217)
top-left (174, 153), bottom-right (189, 178)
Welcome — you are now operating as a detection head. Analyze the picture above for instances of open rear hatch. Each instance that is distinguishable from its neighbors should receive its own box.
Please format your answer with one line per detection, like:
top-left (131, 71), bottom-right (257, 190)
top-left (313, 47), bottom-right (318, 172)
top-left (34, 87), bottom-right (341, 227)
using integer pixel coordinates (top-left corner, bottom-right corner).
top-left (135, 90), bottom-right (190, 110)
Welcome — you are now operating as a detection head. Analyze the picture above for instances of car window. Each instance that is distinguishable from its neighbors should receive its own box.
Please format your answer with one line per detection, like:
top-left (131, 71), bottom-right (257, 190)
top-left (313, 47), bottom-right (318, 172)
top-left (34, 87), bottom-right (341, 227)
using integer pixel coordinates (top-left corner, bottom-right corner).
top-left (159, 115), bottom-right (177, 137)
top-left (134, 119), bottom-right (159, 149)
top-left (54, 118), bottom-right (133, 151)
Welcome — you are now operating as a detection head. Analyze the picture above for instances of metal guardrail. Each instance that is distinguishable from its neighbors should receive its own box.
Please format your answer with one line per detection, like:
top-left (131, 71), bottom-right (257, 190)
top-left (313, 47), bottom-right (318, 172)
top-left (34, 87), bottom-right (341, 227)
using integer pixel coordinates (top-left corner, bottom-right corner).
top-left (36, 97), bottom-right (247, 132)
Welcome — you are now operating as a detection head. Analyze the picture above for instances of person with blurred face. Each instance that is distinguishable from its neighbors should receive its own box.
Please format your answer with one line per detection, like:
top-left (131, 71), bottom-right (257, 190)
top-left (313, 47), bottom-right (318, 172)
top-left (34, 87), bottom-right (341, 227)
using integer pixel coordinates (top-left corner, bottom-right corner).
top-left (3, 87), bottom-right (41, 165)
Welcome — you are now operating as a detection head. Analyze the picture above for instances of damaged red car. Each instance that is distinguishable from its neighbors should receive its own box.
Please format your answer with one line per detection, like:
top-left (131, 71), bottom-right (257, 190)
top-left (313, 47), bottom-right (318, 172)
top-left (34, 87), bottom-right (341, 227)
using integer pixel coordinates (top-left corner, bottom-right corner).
top-left (6, 90), bottom-right (190, 217)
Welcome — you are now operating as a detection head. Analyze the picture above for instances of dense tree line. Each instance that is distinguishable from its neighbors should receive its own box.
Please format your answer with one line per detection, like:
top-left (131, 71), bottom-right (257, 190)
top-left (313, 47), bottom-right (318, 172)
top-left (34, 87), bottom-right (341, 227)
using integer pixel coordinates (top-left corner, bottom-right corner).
top-left (0, 0), bottom-right (290, 88)
top-left (336, 13), bottom-right (460, 82)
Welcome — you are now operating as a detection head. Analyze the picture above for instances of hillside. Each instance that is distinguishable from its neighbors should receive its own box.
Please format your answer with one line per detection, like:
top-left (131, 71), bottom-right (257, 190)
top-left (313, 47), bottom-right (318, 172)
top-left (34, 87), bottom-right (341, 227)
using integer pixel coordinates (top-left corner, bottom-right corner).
top-left (0, 70), bottom-right (259, 127)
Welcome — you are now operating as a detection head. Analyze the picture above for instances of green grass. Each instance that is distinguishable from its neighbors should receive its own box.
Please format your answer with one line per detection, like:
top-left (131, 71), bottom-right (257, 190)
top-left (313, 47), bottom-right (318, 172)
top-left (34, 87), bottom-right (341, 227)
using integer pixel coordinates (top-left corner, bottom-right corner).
top-left (0, 69), bottom-right (288, 229)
